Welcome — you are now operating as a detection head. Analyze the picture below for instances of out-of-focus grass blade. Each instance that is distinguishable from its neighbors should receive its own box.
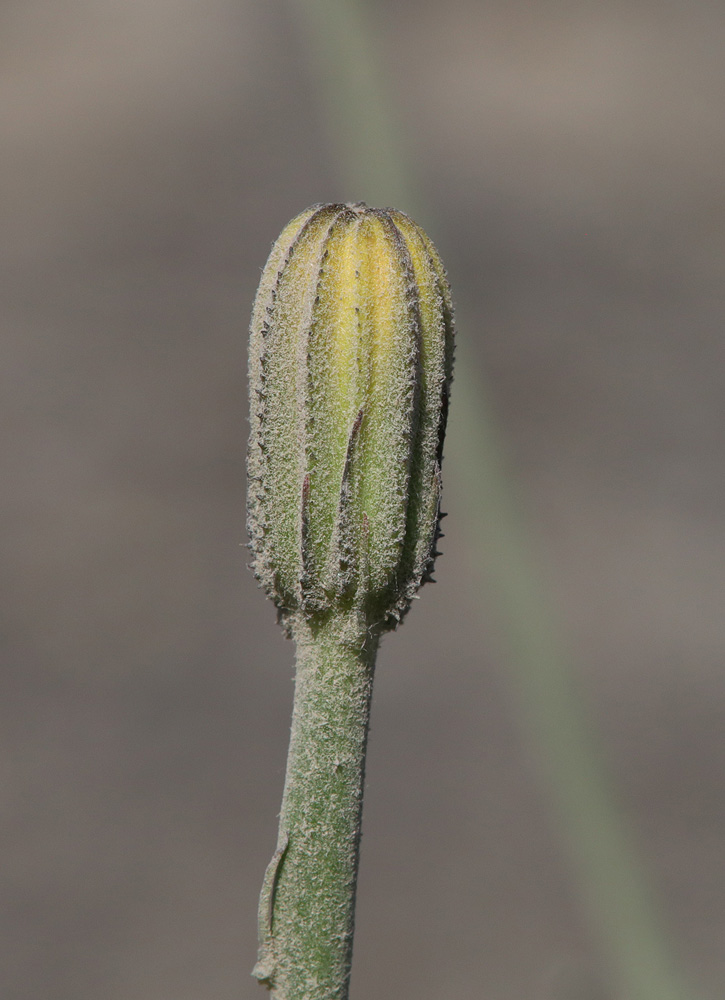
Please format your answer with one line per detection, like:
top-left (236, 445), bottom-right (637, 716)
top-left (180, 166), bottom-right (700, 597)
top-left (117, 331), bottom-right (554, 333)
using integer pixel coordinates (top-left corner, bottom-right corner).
top-left (448, 344), bottom-right (687, 1000)
top-left (288, 0), bottom-right (416, 213)
top-left (288, 0), bottom-right (693, 996)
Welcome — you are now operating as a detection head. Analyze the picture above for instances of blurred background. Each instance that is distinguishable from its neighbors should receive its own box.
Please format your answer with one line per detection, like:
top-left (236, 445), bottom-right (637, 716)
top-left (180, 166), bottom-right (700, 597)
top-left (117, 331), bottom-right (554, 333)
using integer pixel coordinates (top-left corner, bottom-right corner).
top-left (2, 1), bottom-right (724, 998)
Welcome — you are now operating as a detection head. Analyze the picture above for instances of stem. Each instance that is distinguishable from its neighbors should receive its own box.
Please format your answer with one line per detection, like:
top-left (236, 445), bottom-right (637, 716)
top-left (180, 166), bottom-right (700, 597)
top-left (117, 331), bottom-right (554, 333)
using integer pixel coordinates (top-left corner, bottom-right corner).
top-left (254, 613), bottom-right (379, 1000)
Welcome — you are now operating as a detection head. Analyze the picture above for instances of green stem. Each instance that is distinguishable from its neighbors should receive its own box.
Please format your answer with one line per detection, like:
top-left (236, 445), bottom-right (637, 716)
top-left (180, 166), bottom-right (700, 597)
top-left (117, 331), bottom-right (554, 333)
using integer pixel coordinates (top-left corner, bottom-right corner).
top-left (254, 613), bottom-right (379, 1000)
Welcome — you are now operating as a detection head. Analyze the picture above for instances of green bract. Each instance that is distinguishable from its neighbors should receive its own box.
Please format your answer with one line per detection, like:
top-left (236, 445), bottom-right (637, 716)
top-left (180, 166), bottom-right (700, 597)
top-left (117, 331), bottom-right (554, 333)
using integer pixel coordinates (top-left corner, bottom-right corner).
top-left (247, 203), bottom-right (454, 635)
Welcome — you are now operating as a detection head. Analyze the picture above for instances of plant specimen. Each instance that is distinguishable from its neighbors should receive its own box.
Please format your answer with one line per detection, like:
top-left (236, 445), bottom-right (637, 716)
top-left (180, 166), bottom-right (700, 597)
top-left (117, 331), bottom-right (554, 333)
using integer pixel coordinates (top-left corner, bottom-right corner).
top-left (248, 202), bottom-right (454, 1000)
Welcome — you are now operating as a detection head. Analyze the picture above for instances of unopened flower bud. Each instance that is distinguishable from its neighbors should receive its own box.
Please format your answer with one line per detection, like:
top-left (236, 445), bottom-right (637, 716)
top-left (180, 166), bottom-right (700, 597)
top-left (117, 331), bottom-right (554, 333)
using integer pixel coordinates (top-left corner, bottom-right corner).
top-left (247, 203), bottom-right (454, 635)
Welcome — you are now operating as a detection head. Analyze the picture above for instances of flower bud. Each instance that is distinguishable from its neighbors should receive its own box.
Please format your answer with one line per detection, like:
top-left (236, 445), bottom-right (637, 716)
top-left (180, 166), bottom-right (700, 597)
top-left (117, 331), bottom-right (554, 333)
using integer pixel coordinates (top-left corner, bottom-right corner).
top-left (247, 203), bottom-right (454, 635)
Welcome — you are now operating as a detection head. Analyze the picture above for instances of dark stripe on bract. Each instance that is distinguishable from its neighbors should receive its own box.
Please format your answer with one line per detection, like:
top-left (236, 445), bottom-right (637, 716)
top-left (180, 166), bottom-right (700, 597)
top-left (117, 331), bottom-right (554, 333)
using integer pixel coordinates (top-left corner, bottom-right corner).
top-left (414, 232), bottom-right (454, 466)
top-left (332, 406), bottom-right (365, 598)
top-left (382, 212), bottom-right (432, 614)
top-left (299, 472), bottom-right (312, 608)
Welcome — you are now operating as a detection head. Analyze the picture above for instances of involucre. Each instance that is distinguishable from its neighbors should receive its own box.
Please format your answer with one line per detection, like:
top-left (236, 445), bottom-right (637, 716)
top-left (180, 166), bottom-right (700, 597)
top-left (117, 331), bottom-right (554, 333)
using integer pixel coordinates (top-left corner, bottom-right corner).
top-left (247, 203), bottom-right (454, 636)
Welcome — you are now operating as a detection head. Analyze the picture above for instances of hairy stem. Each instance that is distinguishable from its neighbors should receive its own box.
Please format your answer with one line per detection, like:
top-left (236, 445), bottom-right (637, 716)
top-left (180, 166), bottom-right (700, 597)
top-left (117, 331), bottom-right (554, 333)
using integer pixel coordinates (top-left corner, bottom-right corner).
top-left (254, 614), bottom-right (379, 1000)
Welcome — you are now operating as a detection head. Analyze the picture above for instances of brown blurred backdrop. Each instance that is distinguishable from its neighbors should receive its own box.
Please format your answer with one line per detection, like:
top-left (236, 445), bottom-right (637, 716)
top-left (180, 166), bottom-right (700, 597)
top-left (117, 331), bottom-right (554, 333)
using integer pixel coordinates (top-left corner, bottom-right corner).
top-left (2, 2), bottom-right (724, 998)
